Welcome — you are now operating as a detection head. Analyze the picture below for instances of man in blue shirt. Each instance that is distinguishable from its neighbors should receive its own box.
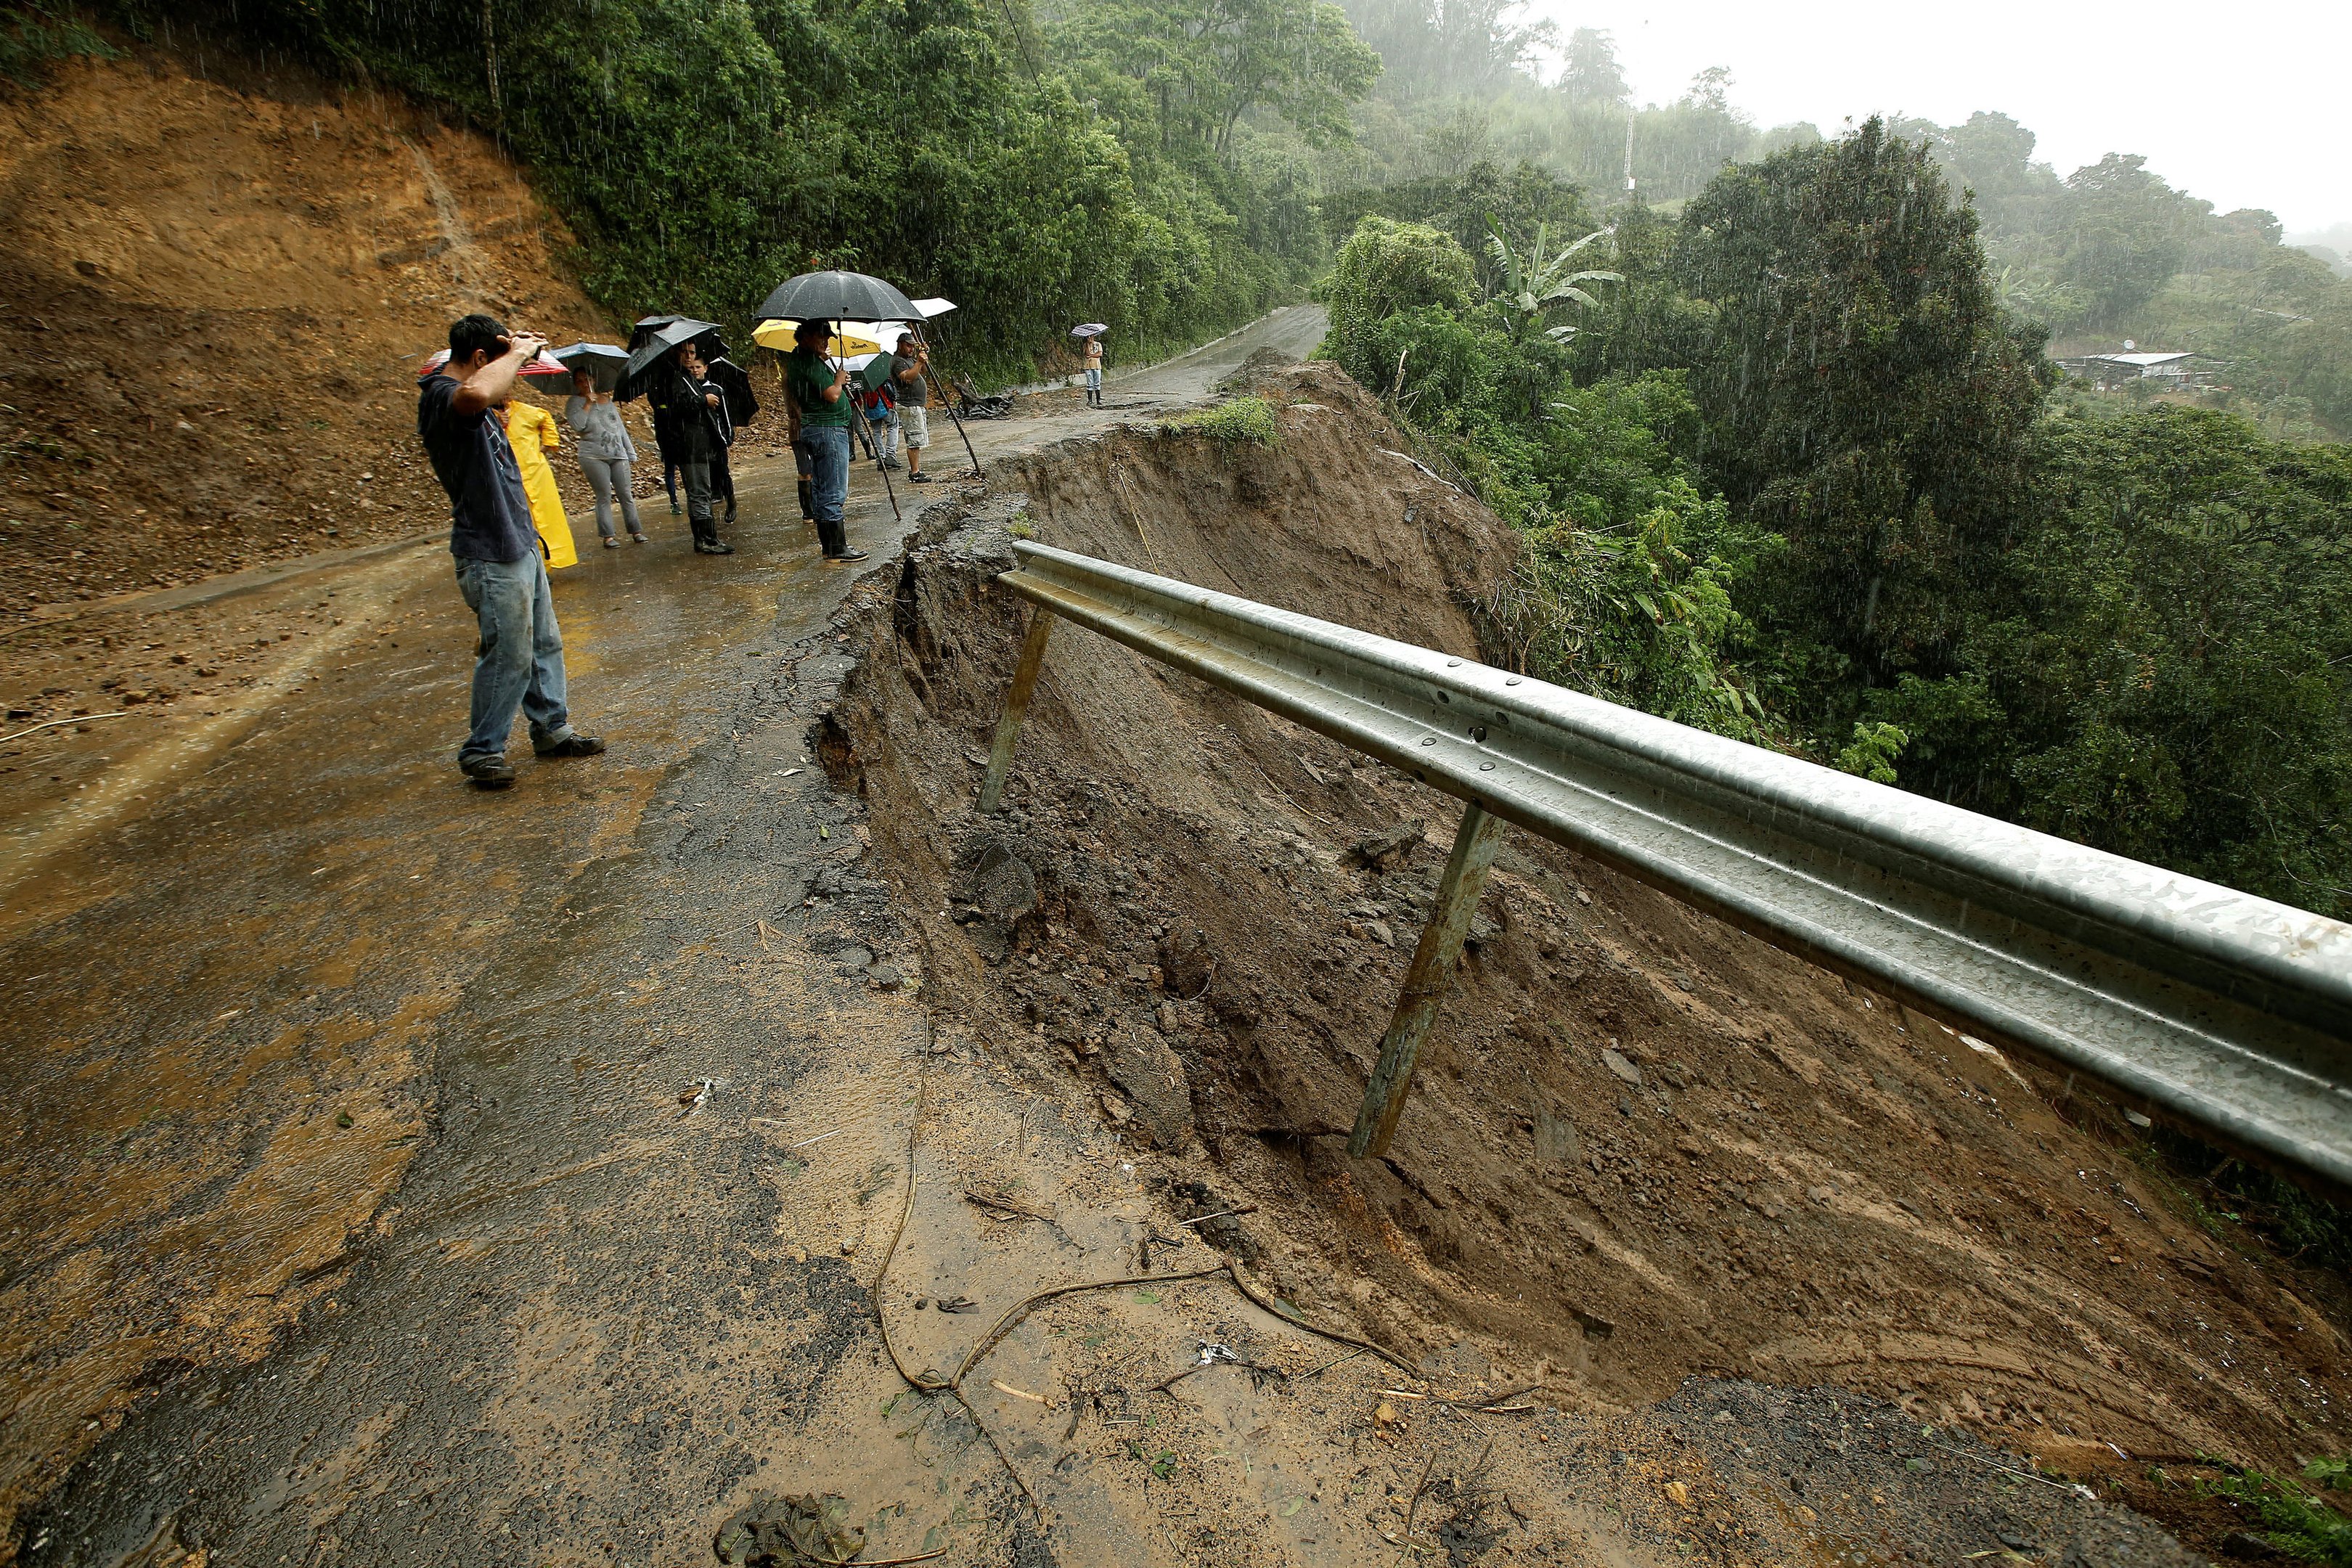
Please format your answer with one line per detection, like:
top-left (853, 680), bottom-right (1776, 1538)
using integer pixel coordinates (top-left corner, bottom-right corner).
top-left (419, 314), bottom-right (606, 789)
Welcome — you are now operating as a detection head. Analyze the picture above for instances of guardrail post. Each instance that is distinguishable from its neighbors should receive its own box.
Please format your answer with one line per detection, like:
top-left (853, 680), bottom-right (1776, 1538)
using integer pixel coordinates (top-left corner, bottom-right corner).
top-left (1348, 803), bottom-right (1504, 1159)
top-left (978, 609), bottom-right (1055, 814)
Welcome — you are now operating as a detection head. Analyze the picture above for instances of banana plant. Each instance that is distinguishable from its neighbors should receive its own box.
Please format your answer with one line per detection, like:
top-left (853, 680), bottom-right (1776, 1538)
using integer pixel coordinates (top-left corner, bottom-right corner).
top-left (1484, 214), bottom-right (1622, 341)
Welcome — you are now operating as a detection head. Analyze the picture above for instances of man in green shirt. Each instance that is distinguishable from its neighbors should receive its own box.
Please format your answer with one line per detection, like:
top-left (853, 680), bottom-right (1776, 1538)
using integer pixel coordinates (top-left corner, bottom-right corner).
top-left (785, 322), bottom-right (865, 563)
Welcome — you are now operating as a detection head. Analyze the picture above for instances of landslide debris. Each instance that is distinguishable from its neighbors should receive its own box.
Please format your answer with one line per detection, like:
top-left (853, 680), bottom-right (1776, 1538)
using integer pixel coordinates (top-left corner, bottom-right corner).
top-left (820, 361), bottom-right (2351, 1556)
top-left (0, 44), bottom-right (616, 621)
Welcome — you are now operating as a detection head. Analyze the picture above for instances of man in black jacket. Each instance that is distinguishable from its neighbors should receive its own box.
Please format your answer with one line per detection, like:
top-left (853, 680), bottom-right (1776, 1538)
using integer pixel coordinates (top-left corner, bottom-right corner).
top-left (666, 345), bottom-right (735, 555)
top-left (703, 351), bottom-right (760, 525)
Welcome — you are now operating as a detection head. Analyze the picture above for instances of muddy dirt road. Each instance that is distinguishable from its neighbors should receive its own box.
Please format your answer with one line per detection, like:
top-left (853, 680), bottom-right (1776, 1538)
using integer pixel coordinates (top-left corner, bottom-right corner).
top-left (0, 309), bottom-right (1314, 1553)
top-left (1, 309), bottom-right (2335, 1567)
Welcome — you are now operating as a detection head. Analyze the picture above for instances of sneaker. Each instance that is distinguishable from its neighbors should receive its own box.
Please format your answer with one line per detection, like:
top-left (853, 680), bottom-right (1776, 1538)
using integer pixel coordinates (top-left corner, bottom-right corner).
top-left (461, 754), bottom-right (516, 789)
top-left (534, 732), bottom-right (607, 759)
top-left (695, 540), bottom-right (737, 555)
top-left (909, 471), bottom-right (934, 483)
top-left (630, 531), bottom-right (648, 544)
top-left (670, 500), bottom-right (683, 515)
top-left (604, 536), bottom-right (621, 549)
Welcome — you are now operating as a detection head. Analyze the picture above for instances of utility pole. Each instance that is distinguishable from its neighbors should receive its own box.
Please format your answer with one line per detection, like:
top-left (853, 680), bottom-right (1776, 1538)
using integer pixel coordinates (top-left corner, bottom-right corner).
top-left (1623, 105), bottom-right (1636, 198)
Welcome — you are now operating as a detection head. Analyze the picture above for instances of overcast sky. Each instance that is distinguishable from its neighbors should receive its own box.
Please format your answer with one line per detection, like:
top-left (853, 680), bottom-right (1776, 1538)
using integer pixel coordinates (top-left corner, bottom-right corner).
top-left (1524, 0), bottom-right (2350, 234)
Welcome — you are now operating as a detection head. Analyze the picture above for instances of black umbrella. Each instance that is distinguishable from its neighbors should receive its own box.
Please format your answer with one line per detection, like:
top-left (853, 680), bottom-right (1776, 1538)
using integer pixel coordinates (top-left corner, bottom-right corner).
top-left (617, 317), bottom-right (725, 401)
top-left (550, 342), bottom-right (629, 394)
top-left (629, 314), bottom-right (682, 351)
top-left (753, 271), bottom-right (920, 327)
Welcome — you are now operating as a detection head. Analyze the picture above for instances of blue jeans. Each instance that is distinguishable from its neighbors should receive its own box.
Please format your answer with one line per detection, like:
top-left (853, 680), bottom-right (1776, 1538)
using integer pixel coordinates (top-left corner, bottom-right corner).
top-left (804, 424), bottom-right (851, 555)
top-left (1085, 367), bottom-right (1102, 393)
top-left (454, 552), bottom-right (571, 764)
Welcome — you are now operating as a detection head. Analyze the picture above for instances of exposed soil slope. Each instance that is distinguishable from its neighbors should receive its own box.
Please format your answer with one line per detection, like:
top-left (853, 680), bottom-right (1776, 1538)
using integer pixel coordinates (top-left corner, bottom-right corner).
top-left (0, 48), bottom-right (621, 621)
top-left (825, 362), bottom-right (2352, 1552)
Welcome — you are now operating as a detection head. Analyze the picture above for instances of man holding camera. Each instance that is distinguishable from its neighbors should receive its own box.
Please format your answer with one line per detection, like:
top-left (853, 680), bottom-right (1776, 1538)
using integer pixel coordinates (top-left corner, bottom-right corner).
top-left (417, 313), bottom-right (606, 790)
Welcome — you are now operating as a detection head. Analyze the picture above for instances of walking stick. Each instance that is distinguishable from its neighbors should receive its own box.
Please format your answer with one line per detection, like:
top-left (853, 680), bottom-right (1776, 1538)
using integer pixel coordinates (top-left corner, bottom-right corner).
top-left (838, 320), bottom-right (900, 523)
top-left (912, 323), bottom-right (984, 481)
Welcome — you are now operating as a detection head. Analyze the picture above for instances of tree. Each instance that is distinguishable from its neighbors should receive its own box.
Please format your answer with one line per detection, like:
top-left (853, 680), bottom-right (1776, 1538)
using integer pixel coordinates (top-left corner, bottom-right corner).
top-left (1673, 118), bottom-right (2046, 711)
top-left (1914, 410), bottom-right (2352, 915)
top-left (1482, 216), bottom-right (1617, 343)
top-left (1198, 0), bottom-right (1383, 155)
top-left (1683, 65), bottom-right (1731, 113)
top-left (1051, 0), bottom-right (1379, 159)
top-left (2057, 152), bottom-right (2207, 325)
top-left (1936, 110), bottom-right (2062, 238)
top-left (1320, 215), bottom-right (1477, 386)
top-left (1341, 0), bottom-right (1553, 103)
top-left (1556, 26), bottom-right (1626, 107)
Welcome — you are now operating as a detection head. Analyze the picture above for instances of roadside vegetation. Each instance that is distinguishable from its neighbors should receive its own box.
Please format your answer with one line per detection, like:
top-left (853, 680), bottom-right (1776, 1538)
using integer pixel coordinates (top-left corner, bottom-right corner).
top-left (0, 0), bottom-right (106, 83)
top-left (1320, 125), bottom-right (2352, 928)
top-left (17, 0), bottom-right (1378, 382)
top-left (2200, 1461), bottom-right (2352, 1563)
top-left (1161, 395), bottom-right (1281, 446)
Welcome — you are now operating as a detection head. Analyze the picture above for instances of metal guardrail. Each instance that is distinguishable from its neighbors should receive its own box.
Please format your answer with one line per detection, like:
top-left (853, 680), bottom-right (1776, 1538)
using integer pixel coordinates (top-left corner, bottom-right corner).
top-left (984, 541), bottom-right (2352, 1192)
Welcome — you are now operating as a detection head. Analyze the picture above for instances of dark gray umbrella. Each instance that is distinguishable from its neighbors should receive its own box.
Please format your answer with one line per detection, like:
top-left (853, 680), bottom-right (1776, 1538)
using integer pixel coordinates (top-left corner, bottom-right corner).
top-left (617, 318), bottom-right (724, 401)
top-left (550, 342), bottom-right (629, 393)
top-left (629, 314), bottom-right (682, 351)
top-left (754, 271), bottom-right (920, 327)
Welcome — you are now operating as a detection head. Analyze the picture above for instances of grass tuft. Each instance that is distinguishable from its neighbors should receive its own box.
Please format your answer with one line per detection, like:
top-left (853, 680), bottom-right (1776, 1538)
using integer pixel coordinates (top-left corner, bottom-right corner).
top-left (2200, 1461), bottom-right (2352, 1562)
top-left (1161, 396), bottom-right (1281, 447)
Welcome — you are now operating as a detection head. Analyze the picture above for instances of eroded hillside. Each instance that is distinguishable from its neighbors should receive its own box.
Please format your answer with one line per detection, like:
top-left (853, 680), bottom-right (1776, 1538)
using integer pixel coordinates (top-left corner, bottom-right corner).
top-left (0, 48), bottom-right (616, 620)
top-left (820, 362), bottom-right (2351, 1553)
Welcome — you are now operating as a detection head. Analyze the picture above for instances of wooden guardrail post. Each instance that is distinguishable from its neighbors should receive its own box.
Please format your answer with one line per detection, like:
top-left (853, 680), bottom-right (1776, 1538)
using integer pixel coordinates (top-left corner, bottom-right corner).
top-left (978, 608), bottom-right (1055, 814)
top-left (1348, 802), bottom-right (1503, 1159)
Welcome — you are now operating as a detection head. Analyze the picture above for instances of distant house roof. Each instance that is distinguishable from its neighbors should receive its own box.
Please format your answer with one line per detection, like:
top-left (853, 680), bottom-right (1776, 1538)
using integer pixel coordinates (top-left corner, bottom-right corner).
top-left (2083, 351), bottom-right (2197, 367)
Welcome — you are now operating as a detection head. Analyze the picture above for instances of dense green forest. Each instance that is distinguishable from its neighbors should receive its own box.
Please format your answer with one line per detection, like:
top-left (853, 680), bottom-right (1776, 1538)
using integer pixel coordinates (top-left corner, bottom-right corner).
top-left (1318, 15), bottom-right (2352, 441)
top-left (7, 0), bottom-right (1380, 378)
top-left (1901, 113), bottom-right (2352, 440)
top-left (1323, 123), bottom-right (2351, 923)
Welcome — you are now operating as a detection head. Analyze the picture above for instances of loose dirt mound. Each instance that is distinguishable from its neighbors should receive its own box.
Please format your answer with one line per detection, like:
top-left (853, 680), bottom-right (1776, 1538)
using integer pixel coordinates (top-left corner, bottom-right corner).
top-left (0, 47), bottom-right (620, 621)
top-left (825, 363), bottom-right (2351, 1553)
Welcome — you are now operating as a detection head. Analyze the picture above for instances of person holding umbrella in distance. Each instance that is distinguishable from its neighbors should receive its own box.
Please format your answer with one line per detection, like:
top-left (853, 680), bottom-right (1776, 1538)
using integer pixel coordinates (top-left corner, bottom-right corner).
top-left (416, 313), bottom-right (605, 790)
top-left (1072, 323), bottom-right (1108, 407)
top-left (785, 319), bottom-right (865, 562)
top-left (630, 314), bottom-right (687, 515)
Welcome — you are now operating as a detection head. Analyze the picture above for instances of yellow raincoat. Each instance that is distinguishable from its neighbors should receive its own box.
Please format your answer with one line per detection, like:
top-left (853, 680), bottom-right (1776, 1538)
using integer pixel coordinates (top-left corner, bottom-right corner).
top-left (499, 401), bottom-right (578, 570)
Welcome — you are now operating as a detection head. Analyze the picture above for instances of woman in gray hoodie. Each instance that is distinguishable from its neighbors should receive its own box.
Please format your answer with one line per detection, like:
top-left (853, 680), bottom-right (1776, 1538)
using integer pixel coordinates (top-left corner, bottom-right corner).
top-left (565, 370), bottom-right (648, 547)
